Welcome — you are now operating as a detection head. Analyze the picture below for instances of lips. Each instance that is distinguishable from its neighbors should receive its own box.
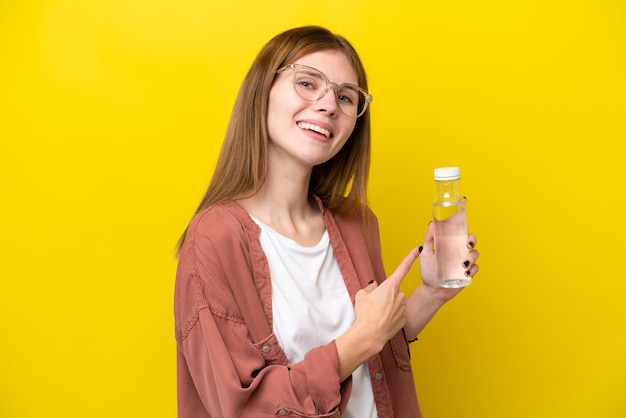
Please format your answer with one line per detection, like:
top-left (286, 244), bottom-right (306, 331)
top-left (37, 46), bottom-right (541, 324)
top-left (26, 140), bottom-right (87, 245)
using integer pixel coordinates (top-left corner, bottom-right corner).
top-left (297, 122), bottom-right (332, 139)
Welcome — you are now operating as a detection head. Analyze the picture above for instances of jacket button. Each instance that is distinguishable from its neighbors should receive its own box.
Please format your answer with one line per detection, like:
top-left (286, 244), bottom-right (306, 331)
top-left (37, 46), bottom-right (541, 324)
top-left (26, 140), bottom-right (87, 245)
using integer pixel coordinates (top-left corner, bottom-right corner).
top-left (278, 409), bottom-right (287, 416)
top-left (375, 373), bottom-right (383, 380)
top-left (262, 345), bottom-right (271, 353)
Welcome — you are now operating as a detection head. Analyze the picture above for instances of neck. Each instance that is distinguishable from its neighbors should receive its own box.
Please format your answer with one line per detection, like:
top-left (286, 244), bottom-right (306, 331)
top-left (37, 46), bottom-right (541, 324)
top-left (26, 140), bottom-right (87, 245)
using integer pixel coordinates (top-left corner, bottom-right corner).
top-left (237, 160), bottom-right (324, 246)
top-left (239, 158), bottom-right (315, 221)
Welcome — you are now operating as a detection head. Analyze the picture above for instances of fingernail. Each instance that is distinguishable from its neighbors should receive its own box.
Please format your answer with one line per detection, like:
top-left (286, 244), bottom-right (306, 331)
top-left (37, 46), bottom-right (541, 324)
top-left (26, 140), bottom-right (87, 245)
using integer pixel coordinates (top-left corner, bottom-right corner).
top-left (465, 270), bottom-right (471, 276)
top-left (463, 260), bottom-right (470, 268)
top-left (469, 241), bottom-right (475, 248)
top-left (418, 246), bottom-right (423, 253)
top-left (368, 280), bottom-right (375, 284)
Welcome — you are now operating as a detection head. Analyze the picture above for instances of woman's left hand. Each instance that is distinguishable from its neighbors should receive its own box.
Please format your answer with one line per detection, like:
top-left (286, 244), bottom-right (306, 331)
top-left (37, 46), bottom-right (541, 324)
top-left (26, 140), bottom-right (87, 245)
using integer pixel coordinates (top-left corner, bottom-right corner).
top-left (418, 222), bottom-right (480, 305)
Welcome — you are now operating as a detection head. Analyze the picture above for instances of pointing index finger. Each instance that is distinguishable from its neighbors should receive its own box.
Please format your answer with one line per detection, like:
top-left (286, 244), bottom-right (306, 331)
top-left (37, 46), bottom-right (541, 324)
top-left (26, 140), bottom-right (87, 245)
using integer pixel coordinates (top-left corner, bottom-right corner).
top-left (385, 246), bottom-right (422, 290)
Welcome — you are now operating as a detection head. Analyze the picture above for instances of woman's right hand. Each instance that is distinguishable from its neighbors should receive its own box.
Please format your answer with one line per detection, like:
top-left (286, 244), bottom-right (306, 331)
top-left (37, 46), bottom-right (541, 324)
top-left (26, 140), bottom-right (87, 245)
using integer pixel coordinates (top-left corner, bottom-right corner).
top-left (336, 246), bottom-right (421, 381)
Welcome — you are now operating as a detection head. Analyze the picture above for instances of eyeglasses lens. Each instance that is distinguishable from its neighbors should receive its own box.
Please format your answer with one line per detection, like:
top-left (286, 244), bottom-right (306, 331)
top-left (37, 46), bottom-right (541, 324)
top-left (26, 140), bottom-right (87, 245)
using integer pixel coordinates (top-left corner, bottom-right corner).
top-left (292, 68), bottom-right (366, 118)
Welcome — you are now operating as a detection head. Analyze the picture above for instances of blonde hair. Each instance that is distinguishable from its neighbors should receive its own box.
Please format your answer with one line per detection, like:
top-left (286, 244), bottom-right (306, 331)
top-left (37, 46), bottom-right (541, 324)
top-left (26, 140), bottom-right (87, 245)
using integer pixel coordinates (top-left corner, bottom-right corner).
top-left (177, 26), bottom-right (372, 253)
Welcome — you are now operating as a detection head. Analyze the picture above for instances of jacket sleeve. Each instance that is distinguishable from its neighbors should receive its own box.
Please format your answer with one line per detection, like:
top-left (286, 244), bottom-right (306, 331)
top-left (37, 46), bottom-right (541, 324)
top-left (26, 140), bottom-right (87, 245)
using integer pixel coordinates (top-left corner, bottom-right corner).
top-left (174, 211), bottom-right (350, 418)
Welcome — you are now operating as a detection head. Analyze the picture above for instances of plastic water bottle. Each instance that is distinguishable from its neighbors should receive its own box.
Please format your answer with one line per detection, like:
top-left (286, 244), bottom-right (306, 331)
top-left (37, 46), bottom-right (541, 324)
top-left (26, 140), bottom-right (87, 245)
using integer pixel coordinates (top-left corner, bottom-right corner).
top-left (432, 167), bottom-right (471, 288)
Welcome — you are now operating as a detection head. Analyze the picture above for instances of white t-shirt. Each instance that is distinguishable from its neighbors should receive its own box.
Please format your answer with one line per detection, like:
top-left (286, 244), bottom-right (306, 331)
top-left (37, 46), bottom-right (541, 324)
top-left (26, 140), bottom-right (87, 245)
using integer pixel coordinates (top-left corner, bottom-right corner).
top-left (251, 216), bottom-right (378, 418)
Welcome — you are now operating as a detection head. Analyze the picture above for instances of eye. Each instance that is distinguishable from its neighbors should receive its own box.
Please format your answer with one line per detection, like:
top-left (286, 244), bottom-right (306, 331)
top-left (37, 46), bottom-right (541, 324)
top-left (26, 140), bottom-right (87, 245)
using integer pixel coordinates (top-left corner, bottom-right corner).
top-left (337, 86), bottom-right (358, 105)
top-left (294, 72), bottom-right (322, 91)
top-left (297, 80), bottom-right (315, 89)
top-left (337, 94), bottom-right (354, 104)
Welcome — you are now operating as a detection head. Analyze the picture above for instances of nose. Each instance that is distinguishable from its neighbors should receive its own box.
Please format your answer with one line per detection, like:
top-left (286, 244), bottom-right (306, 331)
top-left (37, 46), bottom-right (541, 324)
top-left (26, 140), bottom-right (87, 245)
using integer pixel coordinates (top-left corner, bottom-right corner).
top-left (314, 86), bottom-right (339, 116)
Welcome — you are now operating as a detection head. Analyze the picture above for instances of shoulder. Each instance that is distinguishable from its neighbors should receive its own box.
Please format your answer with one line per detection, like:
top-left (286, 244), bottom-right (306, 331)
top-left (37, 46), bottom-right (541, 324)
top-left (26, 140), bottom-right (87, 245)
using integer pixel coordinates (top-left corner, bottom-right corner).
top-left (185, 201), bottom-right (259, 250)
top-left (329, 204), bottom-right (379, 237)
top-left (313, 194), bottom-right (378, 230)
top-left (177, 201), bottom-right (262, 279)
top-left (175, 201), bottom-right (261, 328)
top-left (322, 202), bottom-right (382, 261)
top-left (191, 201), bottom-right (256, 234)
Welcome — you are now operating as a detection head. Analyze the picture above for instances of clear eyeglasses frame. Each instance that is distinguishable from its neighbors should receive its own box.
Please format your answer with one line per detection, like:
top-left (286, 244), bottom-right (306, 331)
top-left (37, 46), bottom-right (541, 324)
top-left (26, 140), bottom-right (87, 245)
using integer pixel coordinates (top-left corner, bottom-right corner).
top-left (276, 64), bottom-right (373, 118)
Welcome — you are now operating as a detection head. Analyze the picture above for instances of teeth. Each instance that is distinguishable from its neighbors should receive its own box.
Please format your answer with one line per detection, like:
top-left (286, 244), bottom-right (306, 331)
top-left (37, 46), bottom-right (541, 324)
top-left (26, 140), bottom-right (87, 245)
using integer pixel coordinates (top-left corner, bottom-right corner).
top-left (298, 122), bottom-right (331, 139)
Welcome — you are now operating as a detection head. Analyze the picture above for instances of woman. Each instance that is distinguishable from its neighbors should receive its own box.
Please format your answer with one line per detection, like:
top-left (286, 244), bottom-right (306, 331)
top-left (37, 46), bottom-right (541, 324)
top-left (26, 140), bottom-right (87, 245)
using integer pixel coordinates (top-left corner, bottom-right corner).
top-left (174, 25), bottom-right (479, 418)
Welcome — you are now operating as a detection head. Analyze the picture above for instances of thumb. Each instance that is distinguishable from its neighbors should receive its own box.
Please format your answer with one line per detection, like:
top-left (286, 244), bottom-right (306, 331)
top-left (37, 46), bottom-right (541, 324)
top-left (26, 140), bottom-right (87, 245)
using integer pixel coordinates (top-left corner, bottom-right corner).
top-left (423, 221), bottom-right (434, 251)
top-left (362, 279), bottom-right (378, 292)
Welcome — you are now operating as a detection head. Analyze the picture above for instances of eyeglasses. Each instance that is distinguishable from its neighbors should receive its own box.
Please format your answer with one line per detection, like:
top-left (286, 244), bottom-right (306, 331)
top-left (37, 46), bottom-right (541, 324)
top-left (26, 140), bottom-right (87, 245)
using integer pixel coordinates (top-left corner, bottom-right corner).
top-left (276, 64), bottom-right (373, 118)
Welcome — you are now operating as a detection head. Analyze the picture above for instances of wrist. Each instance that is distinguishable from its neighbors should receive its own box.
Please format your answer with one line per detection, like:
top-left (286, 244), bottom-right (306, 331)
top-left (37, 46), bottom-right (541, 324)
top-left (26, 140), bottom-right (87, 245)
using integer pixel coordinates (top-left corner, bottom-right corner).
top-left (335, 320), bottom-right (381, 382)
top-left (404, 285), bottom-right (446, 341)
top-left (416, 283), bottom-right (447, 311)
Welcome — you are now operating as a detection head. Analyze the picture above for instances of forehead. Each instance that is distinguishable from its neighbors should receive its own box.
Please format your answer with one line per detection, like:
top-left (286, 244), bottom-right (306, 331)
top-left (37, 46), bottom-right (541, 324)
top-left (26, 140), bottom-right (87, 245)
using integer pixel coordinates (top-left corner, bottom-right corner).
top-left (292, 50), bottom-right (358, 85)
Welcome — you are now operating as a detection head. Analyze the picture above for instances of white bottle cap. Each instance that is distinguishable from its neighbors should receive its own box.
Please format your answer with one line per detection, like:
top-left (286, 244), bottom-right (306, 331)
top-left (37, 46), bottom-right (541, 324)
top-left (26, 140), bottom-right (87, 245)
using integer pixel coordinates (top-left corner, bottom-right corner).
top-left (434, 167), bottom-right (461, 181)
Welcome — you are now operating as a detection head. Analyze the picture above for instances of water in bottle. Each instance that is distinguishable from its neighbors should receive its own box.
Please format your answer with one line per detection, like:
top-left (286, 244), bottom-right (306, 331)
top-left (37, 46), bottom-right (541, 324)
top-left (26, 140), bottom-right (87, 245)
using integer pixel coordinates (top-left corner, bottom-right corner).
top-left (433, 167), bottom-right (471, 288)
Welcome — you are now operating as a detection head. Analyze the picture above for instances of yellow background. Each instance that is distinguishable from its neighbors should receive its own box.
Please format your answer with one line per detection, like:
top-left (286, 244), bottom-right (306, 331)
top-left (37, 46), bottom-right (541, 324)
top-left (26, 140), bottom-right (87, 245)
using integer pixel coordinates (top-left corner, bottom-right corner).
top-left (1, 1), bottom-right (624, 417)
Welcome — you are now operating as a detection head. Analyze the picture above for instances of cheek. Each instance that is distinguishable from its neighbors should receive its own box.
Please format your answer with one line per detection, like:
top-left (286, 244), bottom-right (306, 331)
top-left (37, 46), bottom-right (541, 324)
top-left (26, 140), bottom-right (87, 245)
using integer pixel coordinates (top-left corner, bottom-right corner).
top-left (337, 120), bottom-right (357, 143)
top-left (267, 86), bottom-right (298, 130)
top-left (267, 80), bottom-right (299, 113)
top-left (266, 90), bottom-right (286, 139)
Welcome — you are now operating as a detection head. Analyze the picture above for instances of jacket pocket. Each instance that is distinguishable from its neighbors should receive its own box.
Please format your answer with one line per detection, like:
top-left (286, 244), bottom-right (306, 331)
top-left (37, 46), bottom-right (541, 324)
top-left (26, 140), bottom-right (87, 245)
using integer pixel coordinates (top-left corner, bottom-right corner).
top-left (253, 332), bottom-right (290, 366)
top-left (273, 405), bottom-right (342, 418)
top-left (389, 330), bottom-right (412, 371)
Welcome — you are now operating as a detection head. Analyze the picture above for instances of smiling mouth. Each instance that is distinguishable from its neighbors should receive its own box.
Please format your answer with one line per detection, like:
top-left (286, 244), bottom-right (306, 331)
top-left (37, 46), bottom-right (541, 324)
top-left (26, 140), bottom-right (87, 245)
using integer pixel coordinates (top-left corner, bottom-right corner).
top-left (297, 122), bottom-right (332, 139)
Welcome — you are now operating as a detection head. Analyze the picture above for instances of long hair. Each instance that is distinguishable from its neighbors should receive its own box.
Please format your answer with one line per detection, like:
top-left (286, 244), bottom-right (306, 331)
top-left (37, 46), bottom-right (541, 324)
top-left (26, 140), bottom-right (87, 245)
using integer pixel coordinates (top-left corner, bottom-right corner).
top-left (177, 26), bottom-right (372, 253)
